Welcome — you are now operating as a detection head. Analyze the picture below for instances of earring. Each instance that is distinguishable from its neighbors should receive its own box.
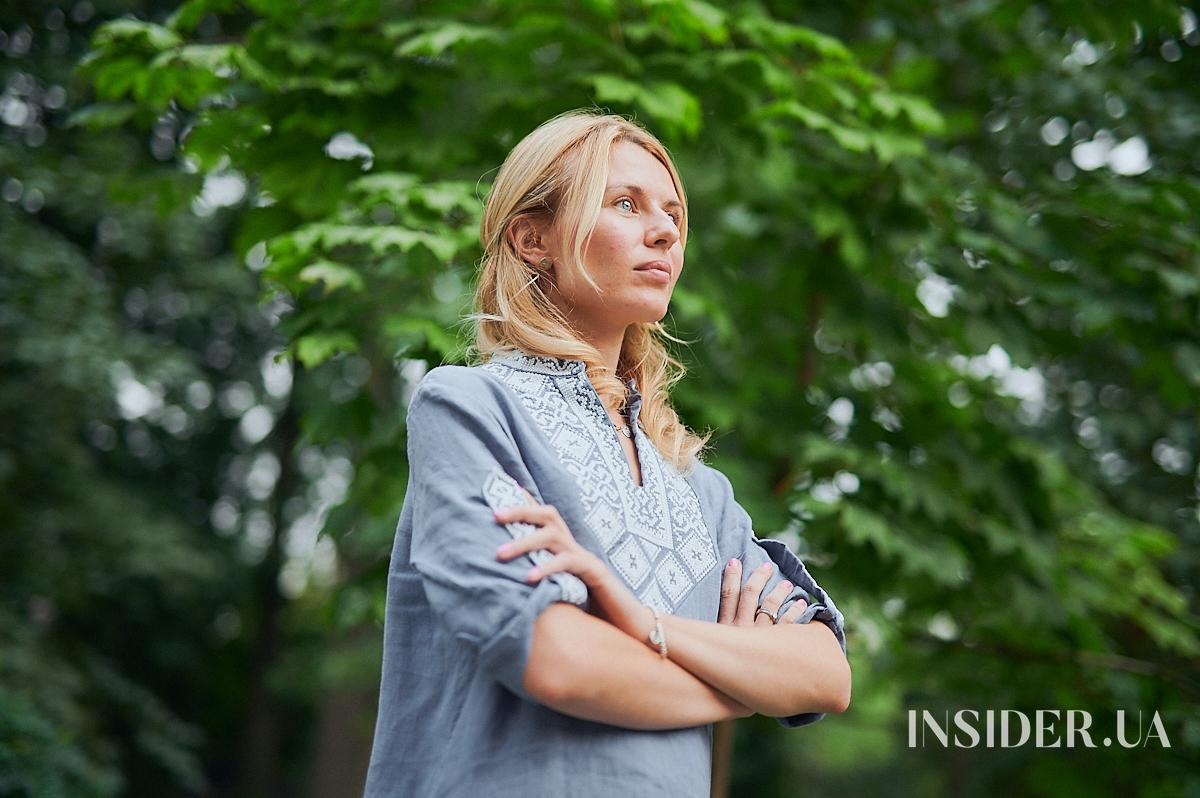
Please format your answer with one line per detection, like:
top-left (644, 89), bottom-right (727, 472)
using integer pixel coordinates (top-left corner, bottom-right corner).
top-left (538, 256), bottom-right (553, 270)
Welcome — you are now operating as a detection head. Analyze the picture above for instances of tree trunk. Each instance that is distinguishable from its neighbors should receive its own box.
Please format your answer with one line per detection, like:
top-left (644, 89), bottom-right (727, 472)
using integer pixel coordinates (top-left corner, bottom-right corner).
top-left (235, 403), bottom-right (299, 797)
top-left (711, 718), bottom-right (735, 798)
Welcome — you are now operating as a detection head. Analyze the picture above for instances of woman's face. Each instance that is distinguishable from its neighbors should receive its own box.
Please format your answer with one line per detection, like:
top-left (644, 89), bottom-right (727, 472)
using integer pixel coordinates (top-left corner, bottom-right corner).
top-left (546, 140), bottom-right (684, 340)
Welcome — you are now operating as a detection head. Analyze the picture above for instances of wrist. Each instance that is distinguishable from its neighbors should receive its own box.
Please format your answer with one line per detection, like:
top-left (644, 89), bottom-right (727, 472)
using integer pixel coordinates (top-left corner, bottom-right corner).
top-left (594, 575), bottom-right (654, 638)
top-left (624, 601), bottom-right (658, 644)
top-left (645, 605), bottom-right (668, 659)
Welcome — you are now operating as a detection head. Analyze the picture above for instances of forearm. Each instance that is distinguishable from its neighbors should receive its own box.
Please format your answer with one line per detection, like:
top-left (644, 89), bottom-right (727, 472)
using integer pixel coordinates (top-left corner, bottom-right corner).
top-left (585, 574), bottom-right (851, 719)
top-left (654, 613), bottom-right (851, 717)
top-left (526, 604), bottom-right (753, 730)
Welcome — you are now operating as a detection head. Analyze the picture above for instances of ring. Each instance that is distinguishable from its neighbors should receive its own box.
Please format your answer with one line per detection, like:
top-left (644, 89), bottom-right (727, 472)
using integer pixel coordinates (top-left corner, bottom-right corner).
top-left (755, 605), bottom-right (781, 624)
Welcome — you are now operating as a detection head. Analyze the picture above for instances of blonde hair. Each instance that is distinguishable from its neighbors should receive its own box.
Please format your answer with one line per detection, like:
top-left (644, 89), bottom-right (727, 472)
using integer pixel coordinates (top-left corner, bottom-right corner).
top-left (466, 108), bottom-right (712, 473)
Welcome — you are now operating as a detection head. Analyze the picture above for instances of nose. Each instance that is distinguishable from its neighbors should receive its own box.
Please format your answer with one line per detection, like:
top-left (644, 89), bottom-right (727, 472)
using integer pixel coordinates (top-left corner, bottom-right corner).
top-left (645, 208), bottom-right (680, 249)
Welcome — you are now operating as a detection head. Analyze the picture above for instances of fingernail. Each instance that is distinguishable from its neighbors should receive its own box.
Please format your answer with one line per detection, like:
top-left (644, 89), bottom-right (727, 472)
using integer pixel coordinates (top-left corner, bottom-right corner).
top-left (727, 558), bottom-right (738, 569)
top-left (526, 567), bottom-right (539, 581)
top-left (781, 581), bottom-right (793, 590)
top-left (497, 543), bottom-right (512, 556)
top-left (758, 563), bottom-right (773, 572)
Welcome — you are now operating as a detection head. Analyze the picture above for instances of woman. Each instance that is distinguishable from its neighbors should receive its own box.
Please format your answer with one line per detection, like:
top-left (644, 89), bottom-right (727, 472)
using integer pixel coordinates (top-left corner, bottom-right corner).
top-left (363, 109), bottom-right (849, 798)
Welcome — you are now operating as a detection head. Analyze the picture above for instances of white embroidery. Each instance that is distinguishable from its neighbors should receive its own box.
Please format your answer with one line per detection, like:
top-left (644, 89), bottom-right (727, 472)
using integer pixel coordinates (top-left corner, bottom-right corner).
top-left (480, 351), bottom-right (719, 614)
top-left (481, 467), bottom-right (589, 607)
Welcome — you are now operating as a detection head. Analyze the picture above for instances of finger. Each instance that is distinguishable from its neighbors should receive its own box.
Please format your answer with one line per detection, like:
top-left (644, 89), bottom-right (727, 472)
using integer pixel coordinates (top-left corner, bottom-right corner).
top-left (754, 580), bottom-right (793, 626)
top-left (734, 562), bottom-right (774, 625)
top-left (780, 598), bottom-right (810, 624)
top-left (512, 485), bottom-right (556, 520)
top-left (495, 526), bottom-right (567, 561)
top-left (523, 550), bottom-right (589, 583)
top-left (494, 503), bottom-right (557, 525)
top-left (716, 558), bottom-right (742, 624)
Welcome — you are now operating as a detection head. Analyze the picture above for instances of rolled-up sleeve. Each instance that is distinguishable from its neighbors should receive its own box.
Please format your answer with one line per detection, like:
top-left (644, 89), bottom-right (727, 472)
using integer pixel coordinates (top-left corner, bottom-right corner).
top-left (405, 368), bottom-right (588, 703)
top-left (705, 465), bottom-right (847, 728)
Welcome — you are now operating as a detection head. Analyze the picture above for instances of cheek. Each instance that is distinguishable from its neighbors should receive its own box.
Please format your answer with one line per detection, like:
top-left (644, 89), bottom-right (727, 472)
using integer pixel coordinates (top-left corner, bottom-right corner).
top-left (589, 215), bottom-right (630, 250)
top-left (582, 218), bottom-right (632, 272)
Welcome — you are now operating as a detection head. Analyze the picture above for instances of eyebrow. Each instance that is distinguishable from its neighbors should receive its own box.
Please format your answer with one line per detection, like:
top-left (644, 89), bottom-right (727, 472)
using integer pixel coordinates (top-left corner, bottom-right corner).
top-left (606, 183), bottom-right (683, 211)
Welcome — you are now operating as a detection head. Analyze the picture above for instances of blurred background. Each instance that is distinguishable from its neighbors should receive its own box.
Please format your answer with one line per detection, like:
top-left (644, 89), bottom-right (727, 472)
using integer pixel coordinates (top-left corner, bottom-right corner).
top-left (2, 0), bottom-right (1198, 795)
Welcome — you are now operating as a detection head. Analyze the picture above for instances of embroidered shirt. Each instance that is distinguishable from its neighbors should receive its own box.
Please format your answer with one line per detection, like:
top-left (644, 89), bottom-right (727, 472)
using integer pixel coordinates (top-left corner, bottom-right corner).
top-left (363, 350), bottom-right (847, 798)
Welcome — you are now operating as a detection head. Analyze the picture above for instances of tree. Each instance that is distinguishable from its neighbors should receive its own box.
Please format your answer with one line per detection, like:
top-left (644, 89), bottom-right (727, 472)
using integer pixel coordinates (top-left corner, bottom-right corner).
top-left (2, 2), bottom-right (326, 794)
top-left (71, 0), bottom-right (1200, 794)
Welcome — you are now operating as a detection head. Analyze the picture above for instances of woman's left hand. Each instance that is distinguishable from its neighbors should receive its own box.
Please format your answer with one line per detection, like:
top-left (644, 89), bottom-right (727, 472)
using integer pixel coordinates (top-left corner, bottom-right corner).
top-left (492, 493), bottom-right (650, 639)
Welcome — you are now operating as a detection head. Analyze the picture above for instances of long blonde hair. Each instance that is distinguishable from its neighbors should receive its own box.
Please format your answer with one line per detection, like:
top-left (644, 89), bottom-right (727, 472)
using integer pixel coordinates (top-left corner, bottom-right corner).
top-left (466, 108), bottom-right (712, 473)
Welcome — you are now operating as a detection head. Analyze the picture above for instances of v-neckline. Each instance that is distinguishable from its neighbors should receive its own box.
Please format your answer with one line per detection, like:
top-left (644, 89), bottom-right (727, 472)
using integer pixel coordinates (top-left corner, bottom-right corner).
top-left (595, 389), bottom-right (647, 493)
top-left (615, 417), bottom-right (645, 490)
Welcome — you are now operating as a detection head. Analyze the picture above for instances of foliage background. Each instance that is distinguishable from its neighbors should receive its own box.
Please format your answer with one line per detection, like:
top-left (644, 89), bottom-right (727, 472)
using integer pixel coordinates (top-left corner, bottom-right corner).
top-left (2, 0), bottom-right (1198, 795)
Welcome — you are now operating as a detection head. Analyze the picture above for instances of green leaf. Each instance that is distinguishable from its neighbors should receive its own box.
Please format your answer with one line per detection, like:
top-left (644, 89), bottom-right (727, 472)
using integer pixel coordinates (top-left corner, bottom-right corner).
top-left (63, 102), bottom-right (139, 130)
top-left (90, 19), bottom-right (183, 50)
top-left (393, 22), bottom-right (504, 56)
top-left (293, 332), bottom-right (359, 369)
top-left (298, 260), bottom-right (365, 292)
top-left (579, 74), bottom-right (702, 138)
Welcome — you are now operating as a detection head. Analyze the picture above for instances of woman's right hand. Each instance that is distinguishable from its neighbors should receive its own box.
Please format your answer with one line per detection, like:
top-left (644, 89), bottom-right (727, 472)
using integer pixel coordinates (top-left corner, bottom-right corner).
top-left (717, 559), bottom-right (809, 626)
top-left (493, 488), bottom-right (651, 637)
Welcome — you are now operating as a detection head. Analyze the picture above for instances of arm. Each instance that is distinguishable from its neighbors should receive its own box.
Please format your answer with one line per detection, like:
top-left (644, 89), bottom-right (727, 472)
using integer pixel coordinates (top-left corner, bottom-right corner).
top-left (583, 578), bottom-right (851, 720)
top-left (652, 607), bottom-right (851, 716)
top-left (404, 369), bottom-right (595, 702)
top-left (687, 463), bottom-right (852, 726)
top-left (524, 603), bottom-right (754, 730)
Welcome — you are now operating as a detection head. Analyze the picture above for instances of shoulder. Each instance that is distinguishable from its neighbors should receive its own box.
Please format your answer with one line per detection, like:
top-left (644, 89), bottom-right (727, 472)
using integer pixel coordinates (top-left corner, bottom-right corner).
top-left (681, 455), bottom-right (735, 506)
top-left (407, 364), bottom-right (513, 420)
top-left (410, 362), bottom-right (508, 400)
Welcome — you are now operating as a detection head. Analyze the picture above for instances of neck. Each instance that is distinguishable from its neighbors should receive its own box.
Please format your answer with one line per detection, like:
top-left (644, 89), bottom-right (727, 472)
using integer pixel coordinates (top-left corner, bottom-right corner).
top-left (544, 284), bottom-right (628, 376)
top-left (594, 335), bottom-right (624, 377)
top-left (564, 318), bottom-right (627, 376)
top-left (572, 324), bottom-right (628, 416)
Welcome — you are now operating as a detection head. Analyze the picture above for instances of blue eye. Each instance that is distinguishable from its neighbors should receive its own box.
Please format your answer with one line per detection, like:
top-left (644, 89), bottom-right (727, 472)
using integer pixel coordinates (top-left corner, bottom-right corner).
top-left (616, 197), bottom-right (681, 225)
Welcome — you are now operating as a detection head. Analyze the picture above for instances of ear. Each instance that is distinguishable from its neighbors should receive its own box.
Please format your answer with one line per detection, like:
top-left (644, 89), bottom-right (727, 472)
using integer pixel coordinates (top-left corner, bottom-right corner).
top-left (507, 215), bottom-right (554, 268)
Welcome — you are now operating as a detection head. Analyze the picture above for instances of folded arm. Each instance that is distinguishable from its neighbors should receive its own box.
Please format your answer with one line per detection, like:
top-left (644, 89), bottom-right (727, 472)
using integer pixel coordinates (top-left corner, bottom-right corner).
top-left (534, 588), bottom-right (849, 722)
top-left (525, 600), bottom-right (850, 729)
top-left (691, 463), bottom-right (852, 727)
top-left (524, 603), bottom-right (753, 730)
top-left (650, 607), bottom-right (851, 717)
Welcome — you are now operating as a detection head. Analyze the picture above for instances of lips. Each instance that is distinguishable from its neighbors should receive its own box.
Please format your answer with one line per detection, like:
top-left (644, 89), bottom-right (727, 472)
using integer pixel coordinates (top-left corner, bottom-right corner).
top-left (635, 260), bottom-right (672, 277)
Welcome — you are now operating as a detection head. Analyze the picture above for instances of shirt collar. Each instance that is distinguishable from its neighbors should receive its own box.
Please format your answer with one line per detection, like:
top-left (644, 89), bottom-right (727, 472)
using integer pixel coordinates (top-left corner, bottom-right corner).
top-left (488, 348), bottom-right (643, 422)
top-left (489, 348), bottom-right (586, 376)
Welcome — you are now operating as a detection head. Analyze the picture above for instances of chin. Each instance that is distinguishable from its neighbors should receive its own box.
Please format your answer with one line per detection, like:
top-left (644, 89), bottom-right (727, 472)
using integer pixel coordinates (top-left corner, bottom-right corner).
top-left (611, 294), bottom-right (671, 324)
top-left (636, 304), bottom-right (671, 323)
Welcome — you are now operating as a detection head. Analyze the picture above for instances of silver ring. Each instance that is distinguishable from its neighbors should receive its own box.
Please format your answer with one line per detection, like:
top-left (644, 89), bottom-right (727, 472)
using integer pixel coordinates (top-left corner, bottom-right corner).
top-left (755, 605), bottom-right (781, 624)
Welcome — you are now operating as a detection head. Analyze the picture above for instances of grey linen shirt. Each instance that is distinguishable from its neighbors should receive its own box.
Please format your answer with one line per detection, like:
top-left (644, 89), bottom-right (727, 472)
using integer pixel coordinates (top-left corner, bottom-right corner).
top-left (363, 349), bottom-right (847, 798)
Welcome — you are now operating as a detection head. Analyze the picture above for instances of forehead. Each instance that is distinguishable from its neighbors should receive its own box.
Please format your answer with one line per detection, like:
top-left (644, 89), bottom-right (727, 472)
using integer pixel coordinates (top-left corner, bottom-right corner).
top-left (605, 141), bottom-right (679, 202)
